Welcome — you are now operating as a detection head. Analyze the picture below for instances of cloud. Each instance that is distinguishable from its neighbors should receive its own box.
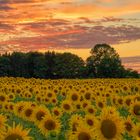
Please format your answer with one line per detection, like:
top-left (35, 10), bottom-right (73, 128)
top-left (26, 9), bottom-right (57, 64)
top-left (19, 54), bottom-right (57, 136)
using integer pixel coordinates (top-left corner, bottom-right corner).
top-left (0, 5), bottom-right (13, 11)
top-left (122, 56), bottom-right (140, 73)
top-left (0, 23), bottom-right (15, 33)
top-left (0, 0), bottom-right (48, 4)
top-left (1, 20), bottom-right (140, 53)
top-left (0, 0), bottom-right (140, 56)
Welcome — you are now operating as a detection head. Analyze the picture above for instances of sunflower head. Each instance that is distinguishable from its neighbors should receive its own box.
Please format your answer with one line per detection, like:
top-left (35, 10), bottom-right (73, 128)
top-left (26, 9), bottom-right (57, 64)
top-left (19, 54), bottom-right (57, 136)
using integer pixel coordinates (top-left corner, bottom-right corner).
top-left (69, 125), bottom-right (94, 140)
top-left (95, 107), bottom-right (124, 140)
top-left (0, 114), bottom-right (7, 132)
top-left (39, 116), bottom-right (61, 136)
top-left (1, 123), bottom-right (31, 140)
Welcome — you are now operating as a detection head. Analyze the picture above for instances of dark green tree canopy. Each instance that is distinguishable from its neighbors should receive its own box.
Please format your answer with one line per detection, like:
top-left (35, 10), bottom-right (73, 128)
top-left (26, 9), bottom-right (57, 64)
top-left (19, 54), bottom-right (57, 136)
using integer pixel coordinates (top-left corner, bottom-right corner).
top-left (0, 44), bottom-right (139, 78)
top-left (54, 52), bottom-right (85, 78)
top-left (87, 44), bottom-right (128, 78)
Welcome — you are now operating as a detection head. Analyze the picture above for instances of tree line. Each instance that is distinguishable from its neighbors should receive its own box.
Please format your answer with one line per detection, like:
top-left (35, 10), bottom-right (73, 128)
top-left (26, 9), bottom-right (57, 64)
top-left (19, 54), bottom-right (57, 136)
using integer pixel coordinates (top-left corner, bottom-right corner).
top-left (0, 44), bottom-right (139, 78)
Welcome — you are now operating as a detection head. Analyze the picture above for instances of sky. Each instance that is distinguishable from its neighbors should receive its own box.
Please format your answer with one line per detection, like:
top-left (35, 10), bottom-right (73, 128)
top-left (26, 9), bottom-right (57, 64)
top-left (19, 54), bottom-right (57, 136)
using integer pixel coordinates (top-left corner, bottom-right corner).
top-left (0, 0), bottom-right (140, 72)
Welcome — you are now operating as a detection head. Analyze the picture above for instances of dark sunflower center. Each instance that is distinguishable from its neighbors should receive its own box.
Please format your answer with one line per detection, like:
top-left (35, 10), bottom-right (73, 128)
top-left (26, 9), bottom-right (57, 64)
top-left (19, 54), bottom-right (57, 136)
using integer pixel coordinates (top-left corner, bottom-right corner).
top-left (98, 102), bottom-right (103, 108)
top-left (52, 99), bottom-right (56, 103)
top-left (138, 130), bottom-right (140, 137)
top-left (87, 119), bottom-right (93, 126)
top-left (44, 120), bottom-right (56, 130)
top-left (123, 87), bottom-right (127, 91)
top-left (72, 123), bottom-right (78, 131)
top-left (48, 93), bottom-right (52, 97)
top-left (63, 104), bottom-right (70, 110)
top-left (72, 94), bottom-right (78, 101)
top-left (85, 93), bottom-right (91, 100)
top-left (5, 134), bottom-right (23, 140)
top-left (25, 109), bottom-right (32, 117)
top-left (113, 98), bottom-right (116, 104)
top-left (83, 103), bottom-right (88, 108)
top-left (78, 132), bottom-right (91, 140)
top-left (126, 99), bottom-right (131, 106)
top-left (18, 106), bottom-right (23, 113)
top-left (88, 108), bottom-right (94, 114)
top-left (0, 96), bottom-right (5, 101)
top-left (118, 99), bottom-right (123, 104)
top-left (134, 105), bottom-right (140, 116)
top-left (16, 89), bottom-right (21, 93)
top-left (9, 95), bottom-right (13, 99)
top-left (54, 110), bottom-right (59, 116)
top-left (135, 87), bottom-right (138, 92)
top-left (76, 104), bottom-right (81, 109)
top-left (125, 122), bottom-right (132, 132)
top-left (36, 111), bottom-right (45, 121)
top-left (106, 94), bottom-right (109, 97)
top-left (10, 105), bottom-right (13, 110)
top-left (101, 119), bottom-right (117, 139)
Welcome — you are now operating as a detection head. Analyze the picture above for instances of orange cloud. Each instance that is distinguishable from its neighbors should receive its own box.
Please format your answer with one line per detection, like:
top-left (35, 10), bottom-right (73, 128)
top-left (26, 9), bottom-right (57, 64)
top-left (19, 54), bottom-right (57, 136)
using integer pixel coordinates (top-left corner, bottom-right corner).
top-left (0, 0), bottom-right (140, 64)
top-left (56, 3), bottom-right (140, 18)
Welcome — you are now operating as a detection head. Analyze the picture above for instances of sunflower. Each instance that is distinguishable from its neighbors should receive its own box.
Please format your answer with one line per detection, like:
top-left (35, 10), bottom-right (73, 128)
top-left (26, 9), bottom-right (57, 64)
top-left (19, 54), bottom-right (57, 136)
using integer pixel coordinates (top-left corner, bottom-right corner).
top-left (69, 114), bottom-right (84, 132)
top-left (124, 96), bottom-right (133, 107)
top-left (0, 114), bottom-right (7, 133)
top-left (122, 85), bottom-right (130, 94)
top-left (61, 100), bottom-right (73, 114)
top-left (0, 93), bottom-right (7, 103)
top-left (85, 105), bottom-right (95, 115)
top-left (52, 107), bottom-right (62, 118)
top-left (116, 96), bottom-right (124, 107)
top-left (39, 115), bottom-right (61, 136)
top-left (84, 114), bottom-right (97, 129)
top-left (46, 91), bottom-right (55, 99)
top-left (14, 102), bottom-right (27, 117)
top-left (96, 98), bottom-right (106, 109)
top-left (3, 102), bottom-right (15, 113)
top-left (133, 123), bottom-right (140, 140)
top-left (51, 97), bottom-right (58, 105)
top-left (83, 92), bottom-right (92, 101)
top-left (35, 95), bottom-right (43, 103)
top-left (124, 116), bottom-right (135, 135)
top-left (134, 94), bottom-right (140, 102)
top-left (81, 100), bottom-right (90, 109)
top-left (73, 101), bottom-right (83, 111)
top-left (95, 107), bottom-right (124, 140)
top-left (131, 101), bottom-right (140, 119)
top-left (105, 91), bottom-right (111, 98)
top-left (16, 88), bottom-right (22, 95)
top-left (68, 92), bottom-right (80, 103)
top-left (111, 95), bottom-right (117, 106)
top-left (23, 91), bottom-right (33, 99)
top-left (21, 105), bottom-right (34, 121)
top-left (1, 123), bottom-right (32, 140)
top-left (68, 125), bottom-right (94, 140)
top-left (7, 93), bottom-right (15, 101)
top-left (33, 105), bottom-right (50, 123)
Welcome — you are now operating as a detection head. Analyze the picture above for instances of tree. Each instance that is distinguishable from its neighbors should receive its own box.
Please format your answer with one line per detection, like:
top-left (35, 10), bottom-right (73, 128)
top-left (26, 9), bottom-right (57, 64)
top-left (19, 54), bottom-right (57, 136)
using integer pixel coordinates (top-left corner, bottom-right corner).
top-left (86, 44), bottom-right (124, 78)
top-left (124, 68), bottom-right (139, 78)
top-left (34, 55), bottom-right (48, 78)
top-left (54, 53), bottom-right (85, 78)
top-left (45, 51), bottom-right (56, 79)
top-left (0, 55), bottom-right (11, 76)
top-left (0, 48), bottom-right (139, 79)
top-left (9, 52), bottom-right (28, 77)
top-left (26, 52), bottom-right (43, 78)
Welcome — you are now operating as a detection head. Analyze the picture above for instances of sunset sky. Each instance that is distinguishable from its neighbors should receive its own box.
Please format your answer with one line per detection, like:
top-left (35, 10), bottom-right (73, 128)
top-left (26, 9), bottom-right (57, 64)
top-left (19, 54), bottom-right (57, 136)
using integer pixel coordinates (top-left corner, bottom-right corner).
top-left (0, 0), bottom-right (140, 72)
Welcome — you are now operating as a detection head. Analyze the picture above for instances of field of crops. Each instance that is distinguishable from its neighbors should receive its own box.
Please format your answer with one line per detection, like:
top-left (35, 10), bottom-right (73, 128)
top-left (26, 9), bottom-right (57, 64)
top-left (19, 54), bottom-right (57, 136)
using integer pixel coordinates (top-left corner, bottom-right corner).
top-left (0, 78), bottom-right (140, 140)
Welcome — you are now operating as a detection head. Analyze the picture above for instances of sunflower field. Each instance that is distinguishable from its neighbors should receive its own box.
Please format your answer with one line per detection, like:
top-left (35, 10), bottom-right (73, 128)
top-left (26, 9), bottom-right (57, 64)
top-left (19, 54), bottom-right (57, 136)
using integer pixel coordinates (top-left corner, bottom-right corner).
top-left (0, 77), bottom-right (140, 140)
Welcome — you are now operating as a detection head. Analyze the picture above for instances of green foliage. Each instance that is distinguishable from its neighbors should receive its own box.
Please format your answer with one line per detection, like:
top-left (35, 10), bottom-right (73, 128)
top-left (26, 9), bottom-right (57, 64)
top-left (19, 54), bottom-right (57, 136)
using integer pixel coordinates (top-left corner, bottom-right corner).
top-left (0, 44), bottom-right (139, 78)
top-left (87, 44), bottom-right (124, 78)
